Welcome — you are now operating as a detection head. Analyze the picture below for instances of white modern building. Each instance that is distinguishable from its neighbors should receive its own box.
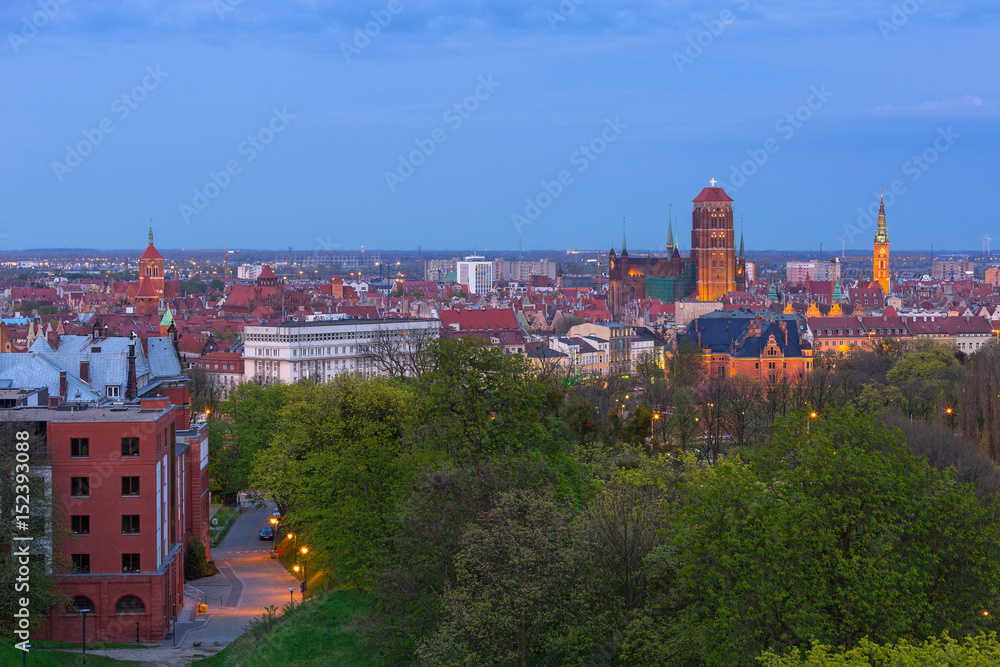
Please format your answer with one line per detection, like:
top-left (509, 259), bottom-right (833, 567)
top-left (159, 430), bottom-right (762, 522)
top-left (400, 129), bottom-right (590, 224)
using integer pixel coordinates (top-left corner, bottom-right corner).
top-left (237, 264), bottom-right (265, 280)
top-left (498, 258), bottom-right (557, 282)
top-left (456, 255), bottom-right (495, 294)
top-left (243, 318), bottom-right (440, 384)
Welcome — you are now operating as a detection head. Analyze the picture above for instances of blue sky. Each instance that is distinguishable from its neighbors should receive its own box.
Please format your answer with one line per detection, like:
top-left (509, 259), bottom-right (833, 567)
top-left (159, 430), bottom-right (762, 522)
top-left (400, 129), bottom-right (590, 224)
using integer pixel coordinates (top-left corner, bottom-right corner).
top-left (0, 1), bottom-right (997, 253)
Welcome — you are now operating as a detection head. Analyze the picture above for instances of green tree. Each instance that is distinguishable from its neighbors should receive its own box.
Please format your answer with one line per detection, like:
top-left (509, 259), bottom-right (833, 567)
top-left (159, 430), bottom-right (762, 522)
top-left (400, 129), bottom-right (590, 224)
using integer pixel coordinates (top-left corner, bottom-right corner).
top-left (760, 632), bottom-right (1000, 666)
top-left (887, 338), bottom-right (960, 385)
top-left (960, 340), bottom-right (1000, 464)
top-left (212, 382), bottom-right (290, 504)
top-left (668, 388), bottom-right (700, 453)
top-left (251, 376), bottom-right (421, 586)
top-left (412, 338), bottom-right (567, 460)
top-left (630, 408), bottom-right (1000, 665)
top-left (667, 337), bottom-right (703, 390)
top-left (417, 489), bottom-right (573, 667)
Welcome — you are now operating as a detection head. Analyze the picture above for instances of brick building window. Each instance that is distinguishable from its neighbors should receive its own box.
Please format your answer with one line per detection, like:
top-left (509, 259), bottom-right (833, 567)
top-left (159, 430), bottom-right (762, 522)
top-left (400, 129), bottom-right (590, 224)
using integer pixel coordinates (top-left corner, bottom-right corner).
top-left (70, 438), bottom-right (89, 457)
top-left (68, 596), bottom-right (95, 614)
top-left (121, 477), bottom-right (140, 496)
top-left (122, 515), bottom-right (140, 534)
top-left (71, 515), bottom-right (90, 535)
top-left (122, 553), bottom-right (140, 573)
top-left (121, 437), bottom-right (139, 457)
top-left (71, 554), bottom-right (90, 574)
top-left (116, 595), bottom-right (145, 614)
top-left (71, 477), bottom-right (89, 497)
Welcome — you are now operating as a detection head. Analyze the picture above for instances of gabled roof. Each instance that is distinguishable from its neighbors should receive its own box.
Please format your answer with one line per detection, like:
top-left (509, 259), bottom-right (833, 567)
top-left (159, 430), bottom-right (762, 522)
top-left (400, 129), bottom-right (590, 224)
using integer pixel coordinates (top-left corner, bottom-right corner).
top-left (136, 276), bottom-right (158, 298)
top-left (139, 243), bottom-right (163, 261)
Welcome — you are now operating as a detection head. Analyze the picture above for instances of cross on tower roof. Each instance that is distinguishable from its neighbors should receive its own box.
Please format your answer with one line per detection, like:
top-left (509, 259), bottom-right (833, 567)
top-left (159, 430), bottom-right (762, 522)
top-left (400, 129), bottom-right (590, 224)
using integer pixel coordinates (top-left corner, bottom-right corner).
top-left (709, 178), bottom-right (717, 187)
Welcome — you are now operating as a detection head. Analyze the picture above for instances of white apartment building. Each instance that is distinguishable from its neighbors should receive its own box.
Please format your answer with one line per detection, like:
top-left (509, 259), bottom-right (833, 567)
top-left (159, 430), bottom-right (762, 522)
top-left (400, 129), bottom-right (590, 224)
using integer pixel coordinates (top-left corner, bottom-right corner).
top-left (237, 264), bottom-right (265, 280)
top-left (498, 258), bottom-right (557, 282)
top-left (456, 255), bottom-right (495, 294)
top-left (244, 318), bottom-right (440, 384)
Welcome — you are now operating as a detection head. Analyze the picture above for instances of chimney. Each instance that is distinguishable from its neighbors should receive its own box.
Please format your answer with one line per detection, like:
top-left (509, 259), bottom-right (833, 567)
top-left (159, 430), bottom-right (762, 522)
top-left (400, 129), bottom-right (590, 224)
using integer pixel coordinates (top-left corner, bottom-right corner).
top-left (126, 334), bottom-right (138, 401)
top-left (59, 370), bottom-right (67, 399)
top-left (79, 361), bottom-right (89, 383)
top-left (46, 327), bottom-right (59, 351)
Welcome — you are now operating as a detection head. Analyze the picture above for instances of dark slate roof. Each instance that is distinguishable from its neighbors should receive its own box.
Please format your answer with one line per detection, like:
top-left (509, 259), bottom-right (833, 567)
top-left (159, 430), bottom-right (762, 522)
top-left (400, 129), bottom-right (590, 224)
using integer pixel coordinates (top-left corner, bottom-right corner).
top-left (680, 312), bottom-right (804, 358)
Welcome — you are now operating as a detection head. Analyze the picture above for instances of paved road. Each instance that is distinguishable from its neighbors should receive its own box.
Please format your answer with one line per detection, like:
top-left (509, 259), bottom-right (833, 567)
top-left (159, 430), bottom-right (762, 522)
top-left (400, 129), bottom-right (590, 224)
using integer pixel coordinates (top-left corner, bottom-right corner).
top-left (81, 503), bottom-right (300, 666)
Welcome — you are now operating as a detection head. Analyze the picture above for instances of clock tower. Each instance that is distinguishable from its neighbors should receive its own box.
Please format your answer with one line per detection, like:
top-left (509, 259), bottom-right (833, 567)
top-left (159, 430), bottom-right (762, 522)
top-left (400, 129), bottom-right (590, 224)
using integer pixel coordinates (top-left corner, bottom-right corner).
top-left (873, 189), bottom-right (890, 295)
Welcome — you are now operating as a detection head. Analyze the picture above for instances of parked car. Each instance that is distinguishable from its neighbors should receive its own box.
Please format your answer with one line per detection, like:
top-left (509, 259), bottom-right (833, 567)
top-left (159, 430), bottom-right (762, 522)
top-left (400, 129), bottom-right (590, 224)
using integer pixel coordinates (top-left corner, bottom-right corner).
top-left (272, 507), bottom-right (282, 519)
top-left (259, 526), bottom-right (275, 541)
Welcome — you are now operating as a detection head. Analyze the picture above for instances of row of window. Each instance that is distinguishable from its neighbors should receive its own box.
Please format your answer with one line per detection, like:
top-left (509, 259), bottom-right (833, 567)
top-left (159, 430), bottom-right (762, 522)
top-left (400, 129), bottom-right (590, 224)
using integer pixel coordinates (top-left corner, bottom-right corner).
top-left (293, 346), bottom-right (353, 357)
top-left (69, 595), bottom-right (145, 615)
top-left (70, 437), bottom-right (139, 458)
top-left (70, 515), bottom-right (140, 535)
top-left (247, 329), bottom-right (423, 344)
top-left (71, 553), bottom-right (141, 574)
top-left (201, 361), bottom-right (239, 371)
top-left (71, 476), bottom-right (140, 497)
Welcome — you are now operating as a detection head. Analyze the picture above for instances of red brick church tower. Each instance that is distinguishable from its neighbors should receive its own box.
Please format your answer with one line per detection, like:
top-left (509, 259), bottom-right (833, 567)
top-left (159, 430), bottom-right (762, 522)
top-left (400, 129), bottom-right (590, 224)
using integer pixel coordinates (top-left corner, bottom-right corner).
top-left (139, 225), bottom-right (165, 298)
top-left (691, 180), bottom-right (736, 301)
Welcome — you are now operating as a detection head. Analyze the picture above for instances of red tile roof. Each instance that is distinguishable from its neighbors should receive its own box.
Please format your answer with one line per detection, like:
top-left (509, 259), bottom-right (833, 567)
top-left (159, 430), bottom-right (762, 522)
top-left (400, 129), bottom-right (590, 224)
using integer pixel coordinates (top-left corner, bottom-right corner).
top-left (692, 187), bottom-right (733, 203)
top-left (139, 243), bottom-right (163, 261)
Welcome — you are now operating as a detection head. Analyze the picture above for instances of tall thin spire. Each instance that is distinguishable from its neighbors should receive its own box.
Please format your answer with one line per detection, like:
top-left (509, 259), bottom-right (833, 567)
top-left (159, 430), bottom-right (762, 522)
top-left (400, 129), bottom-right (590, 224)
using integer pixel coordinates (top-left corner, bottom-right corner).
top-left (148, 220), bottom-right (154, 246)
top-left (875, 186), bottom-right (888, 244)
top-left (739, 220), bottom-right (745, 259)
top-left (665, 210), bottom-right (675, 252)
top-left (621, 217), bottom-right (627, 254)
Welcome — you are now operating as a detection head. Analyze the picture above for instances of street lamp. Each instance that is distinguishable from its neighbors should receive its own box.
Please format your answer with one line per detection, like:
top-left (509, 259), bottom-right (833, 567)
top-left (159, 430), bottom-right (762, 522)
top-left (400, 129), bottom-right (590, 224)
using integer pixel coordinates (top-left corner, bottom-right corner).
top-left (807, 411), bottom-right (817, 433)
top-left (270, 516), bottom-right (278, 551)
top-left (80, 608), bottom-right (91, 664)
top-left (288, 587), bottom-right (296, 604)
top-left (300, 546), bottom-right (309, 598)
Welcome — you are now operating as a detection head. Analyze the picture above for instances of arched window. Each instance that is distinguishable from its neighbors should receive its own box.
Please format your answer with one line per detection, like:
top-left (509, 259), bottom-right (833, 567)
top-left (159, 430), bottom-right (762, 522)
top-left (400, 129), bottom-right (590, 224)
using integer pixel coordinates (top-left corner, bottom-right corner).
top-left (116, 595), bottom-right (145, 614)
top-left (67, 596), bottom-right (95, 614)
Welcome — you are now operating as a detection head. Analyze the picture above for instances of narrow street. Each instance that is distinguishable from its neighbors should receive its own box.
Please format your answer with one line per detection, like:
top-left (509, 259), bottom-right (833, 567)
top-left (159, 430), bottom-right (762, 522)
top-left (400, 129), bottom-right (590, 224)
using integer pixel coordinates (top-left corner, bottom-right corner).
top-left (79, 502), bottom-right (300, 666)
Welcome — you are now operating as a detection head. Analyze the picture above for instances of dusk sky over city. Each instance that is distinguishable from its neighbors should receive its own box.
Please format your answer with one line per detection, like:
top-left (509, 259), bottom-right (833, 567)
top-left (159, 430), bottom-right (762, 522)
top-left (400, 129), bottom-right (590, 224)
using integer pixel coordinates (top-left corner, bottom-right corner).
top-left (1, 0), bottom-right (997, 252)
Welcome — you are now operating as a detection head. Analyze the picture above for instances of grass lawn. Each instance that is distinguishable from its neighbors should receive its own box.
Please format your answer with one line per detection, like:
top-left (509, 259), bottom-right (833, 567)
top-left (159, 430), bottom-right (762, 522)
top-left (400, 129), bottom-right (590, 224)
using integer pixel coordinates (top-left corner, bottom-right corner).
top-left (209, 505), bottom-right (242, 547)
top-left (0, 643), bottom-right (138, 666)
top-left (194, 589), bottom-right (377, 666)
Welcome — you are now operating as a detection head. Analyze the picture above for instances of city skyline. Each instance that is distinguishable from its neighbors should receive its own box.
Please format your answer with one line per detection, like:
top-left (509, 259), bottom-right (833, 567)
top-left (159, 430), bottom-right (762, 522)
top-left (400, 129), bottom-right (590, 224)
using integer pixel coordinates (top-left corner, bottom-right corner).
top-left (1, 1), bottom-right (997, 252)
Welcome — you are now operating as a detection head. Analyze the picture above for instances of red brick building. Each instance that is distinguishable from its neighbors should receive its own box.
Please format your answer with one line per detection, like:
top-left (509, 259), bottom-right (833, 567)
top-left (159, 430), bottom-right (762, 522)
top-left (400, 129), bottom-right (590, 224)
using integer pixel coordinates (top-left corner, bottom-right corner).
top-left (0, 330), bottom-right (207, 644)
